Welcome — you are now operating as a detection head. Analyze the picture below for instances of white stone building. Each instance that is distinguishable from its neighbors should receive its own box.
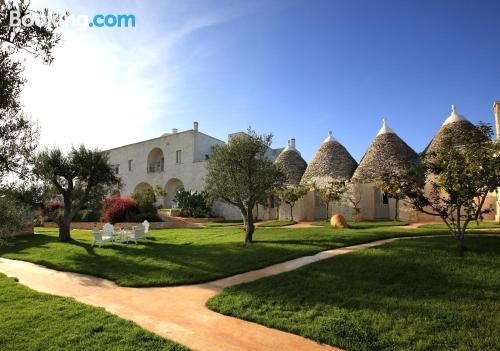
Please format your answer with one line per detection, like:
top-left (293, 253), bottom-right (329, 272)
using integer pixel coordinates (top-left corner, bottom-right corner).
top-left (106, 122), bottom-right (225, 209)
top-left (106, 102), bottom-right (500, 222)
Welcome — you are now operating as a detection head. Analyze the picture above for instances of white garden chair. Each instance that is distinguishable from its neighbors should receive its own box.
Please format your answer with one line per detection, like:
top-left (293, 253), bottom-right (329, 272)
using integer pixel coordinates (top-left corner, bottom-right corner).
top-left (127, 225), bottom-right (147, 244)
top-left (91, 228), bottom-right (113, 248)
top-left (142, 220), bottom-right (150, 237)
top-left (103, 223), bottom-right (118, 241)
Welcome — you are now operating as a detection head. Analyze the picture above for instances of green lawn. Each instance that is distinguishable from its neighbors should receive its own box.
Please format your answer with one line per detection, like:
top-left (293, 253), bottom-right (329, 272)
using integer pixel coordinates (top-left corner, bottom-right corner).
top-left (203, 220), bottom-right (243, 227)
top-left (0, 274), bottom-right (187, 351)
top-left (312, 219), bottom-right (409, 228)
top-left (419, 221), bottom-right (500, 230)
top-left (258, 220), bottom-right (297, 227)
top-left (207, 235), bottom-right (500, 351)
top-left (0, 225), bottom-right (449, 287)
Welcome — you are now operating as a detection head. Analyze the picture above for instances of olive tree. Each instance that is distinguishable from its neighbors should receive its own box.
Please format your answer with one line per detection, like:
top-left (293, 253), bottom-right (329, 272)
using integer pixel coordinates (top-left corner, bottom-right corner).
top-left (277, 184), bottom-right (309, 221)
top-left (316, 179), bottom-right (348, 219)
top-left (387, 124), bottom-right (500, 256)
top-left (34, 145), bottom-right (121, 241)
top-left (0, 0), bottom-right (65, 179)
top-left (376, 171), bottom-right (408, 221)
top-left (205, 129), bottom-right (285, 243)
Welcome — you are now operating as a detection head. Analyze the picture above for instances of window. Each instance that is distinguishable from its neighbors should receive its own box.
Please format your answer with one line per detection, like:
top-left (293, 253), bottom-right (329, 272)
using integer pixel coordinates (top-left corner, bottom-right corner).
top-left (176, 150), bottom-right (182, 164)
top-left (128, 160), bottom-right (132, 171)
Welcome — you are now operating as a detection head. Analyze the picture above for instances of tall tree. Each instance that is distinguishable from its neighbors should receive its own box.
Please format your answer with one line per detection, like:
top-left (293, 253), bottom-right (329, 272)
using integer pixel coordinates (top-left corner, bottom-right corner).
top-left (34, 146), bottom-right (121, 241)
top-left (205, 129), bottom-right (285, 243)
top-left (388, 124), bottom-right (500, 256)
top-left (0, 0), bottom-right (64, 179)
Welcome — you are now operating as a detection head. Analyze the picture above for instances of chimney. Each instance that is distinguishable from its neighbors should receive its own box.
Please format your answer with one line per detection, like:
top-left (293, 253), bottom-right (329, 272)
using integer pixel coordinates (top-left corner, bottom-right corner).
top-left (290, 138), bottom-right (296, 149)
top-left (193, 121), bottom-right (199, 132)
top-left (494, 101), bottom-right (500, 141)
top-left (172, 128), bottom-right (178, 134)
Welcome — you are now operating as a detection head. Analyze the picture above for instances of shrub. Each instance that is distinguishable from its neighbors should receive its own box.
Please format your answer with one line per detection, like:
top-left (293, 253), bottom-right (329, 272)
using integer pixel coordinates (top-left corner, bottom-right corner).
top-left (132, 189), bottom-right (157, 214)
top-left (174, 189), bottom-right (212, 218)
top-left (0, 197), bottom-right (28, 244)
top-left (101, 196), bottom-right (138, 224)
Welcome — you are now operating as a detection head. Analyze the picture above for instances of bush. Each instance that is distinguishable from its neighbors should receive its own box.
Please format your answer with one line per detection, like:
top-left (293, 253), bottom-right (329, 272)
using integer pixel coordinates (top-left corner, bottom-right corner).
top-left (0, 197), bottom-right (28, 243)
top-left (132, 189), bottom-right (157, 214)
top-left (174, 189), bottom-right (212, 217)
top-left (101, 196), bottom-right (138, 224)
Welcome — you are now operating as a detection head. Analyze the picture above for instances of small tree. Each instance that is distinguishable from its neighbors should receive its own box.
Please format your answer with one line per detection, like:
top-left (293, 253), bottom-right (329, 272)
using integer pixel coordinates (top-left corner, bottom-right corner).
top-left (34, 146), bottom-right (121, 241)
top-left (317, 180), bottom-right (348, 219)
top-left (278, 184), bottom-right (309, 221)
top-left (344, 181), bottom-right (362, 221)
top-left (392, 124), bottom-right (500, 256)
top-left (376, 172), bottom-right (407, 221)
top-left (205, 129), bottom-right (285, 243)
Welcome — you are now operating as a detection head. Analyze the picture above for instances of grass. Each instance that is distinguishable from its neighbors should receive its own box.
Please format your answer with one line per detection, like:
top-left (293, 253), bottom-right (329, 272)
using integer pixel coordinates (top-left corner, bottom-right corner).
top-left (419, 221), bottom-right (500, 230)
top-left (312, 219), bottom-right (409, 228)
top-left (258, 220), bottom-right (297, 227)
top-left (207, 235), bottom-right (500, 351)
top-left (0, 224), bottom-right (451, 287)
top-left (0, 273), bottom-right (187, 351)
top-left (203, 220), bottom-right (244, 227)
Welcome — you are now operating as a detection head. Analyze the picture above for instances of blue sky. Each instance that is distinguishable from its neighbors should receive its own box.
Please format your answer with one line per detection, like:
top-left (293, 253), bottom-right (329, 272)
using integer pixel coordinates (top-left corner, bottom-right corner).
top-left (24, 0), bottom-right (500, 161)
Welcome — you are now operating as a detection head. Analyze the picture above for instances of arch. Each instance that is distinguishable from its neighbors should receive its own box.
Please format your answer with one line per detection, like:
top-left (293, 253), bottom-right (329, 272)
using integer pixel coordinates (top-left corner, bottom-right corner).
top-left (164, 178), bottom-right (185, 208)
top-left (147, 148), bottom-right (164, 173)
top-left (134, 182), bottom-right (153, 194)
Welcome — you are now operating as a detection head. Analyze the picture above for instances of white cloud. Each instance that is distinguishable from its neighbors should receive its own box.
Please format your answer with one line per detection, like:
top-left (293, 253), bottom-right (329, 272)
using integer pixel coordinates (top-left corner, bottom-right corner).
top-left (19, 0), bottom-right (251, 151)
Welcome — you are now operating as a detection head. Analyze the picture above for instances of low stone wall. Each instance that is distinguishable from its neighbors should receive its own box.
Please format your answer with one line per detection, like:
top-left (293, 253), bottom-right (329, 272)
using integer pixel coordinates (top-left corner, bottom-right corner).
top-left (40, 221), bottom-right (192, 230)
top-left (14, 225), bottom-right (34, 237)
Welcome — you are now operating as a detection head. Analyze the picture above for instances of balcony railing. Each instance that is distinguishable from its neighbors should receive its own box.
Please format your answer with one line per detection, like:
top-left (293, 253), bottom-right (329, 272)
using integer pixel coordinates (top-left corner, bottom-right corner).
top-left (147, 162), bottom-right (163, 173)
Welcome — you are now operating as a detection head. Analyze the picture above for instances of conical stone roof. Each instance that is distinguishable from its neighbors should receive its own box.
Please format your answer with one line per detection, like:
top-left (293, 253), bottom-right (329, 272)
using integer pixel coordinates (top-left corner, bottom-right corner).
top-left (301, 131), bottom-right (358, 186)
top-left (352, 119), bottom-right (419, 183)
top-left (275, 139), bottom-right (307, 185)
top-left (423, 104), bottom-right (477, 154)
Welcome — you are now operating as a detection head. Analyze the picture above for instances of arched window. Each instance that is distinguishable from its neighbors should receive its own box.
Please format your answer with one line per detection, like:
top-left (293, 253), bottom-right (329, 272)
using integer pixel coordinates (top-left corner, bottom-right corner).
top-left (147, 148), bottom-right (165, 173)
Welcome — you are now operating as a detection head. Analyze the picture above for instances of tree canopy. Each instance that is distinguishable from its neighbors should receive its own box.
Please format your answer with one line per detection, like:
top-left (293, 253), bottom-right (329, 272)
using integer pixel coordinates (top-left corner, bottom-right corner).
top-left (384, 123), bottom-right (500, 255)
top-left (0, 0), bottom-right (64, 179)
top-left (205, 129), bottom-right (285, 243)
top-left (35, 145), bottom-right (121, 241)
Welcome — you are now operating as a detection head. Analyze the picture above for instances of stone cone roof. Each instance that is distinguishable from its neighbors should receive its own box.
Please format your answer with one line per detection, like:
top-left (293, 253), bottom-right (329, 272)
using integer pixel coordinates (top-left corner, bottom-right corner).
top-left (423, 105), bottom-right (477, 154)
top-left (352, 119), bottom-right (418, 183)
top-left (301, 131), bottom-right (358, 186)
top-left (275, 143), bottom-right (307, 185)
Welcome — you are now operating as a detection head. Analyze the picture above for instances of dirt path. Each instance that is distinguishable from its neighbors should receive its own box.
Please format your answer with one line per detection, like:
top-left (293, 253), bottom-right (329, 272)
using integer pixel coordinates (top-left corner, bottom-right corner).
top-left (0, 235), bottom-right (481, 351)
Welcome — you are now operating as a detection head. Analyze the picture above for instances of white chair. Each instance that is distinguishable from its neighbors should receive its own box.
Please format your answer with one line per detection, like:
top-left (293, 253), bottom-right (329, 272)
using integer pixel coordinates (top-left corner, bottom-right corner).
top-left (127, 225), bottom-right (147, 244)
top-left (142, 220), bottom-right (150, 236)
top-left (91, 228), bottom-right (113, 248)
top-left (103, 223), bottom-right (118, 241)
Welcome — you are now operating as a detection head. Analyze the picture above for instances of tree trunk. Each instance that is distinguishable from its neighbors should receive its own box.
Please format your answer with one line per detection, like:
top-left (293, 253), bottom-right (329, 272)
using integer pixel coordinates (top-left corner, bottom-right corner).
top-left (58, 217), bottom-right (71, 242)
top-left (58, 200), bottom-right (73, 242)
top-left (325, 202), bottom-right (329, 220)
top-left (395, 198), bottom-right (399, 221)
top-left (457, 231), bottom-right (465, 257)
top-left (245, 208), bottom-right (255, 244)
top-left (290, 204), bottom-right (294, 221)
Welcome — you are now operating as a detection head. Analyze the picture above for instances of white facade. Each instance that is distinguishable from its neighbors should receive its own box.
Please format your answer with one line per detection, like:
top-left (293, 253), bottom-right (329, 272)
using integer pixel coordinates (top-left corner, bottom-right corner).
top-left (106, 122), bottom-right (225, 209)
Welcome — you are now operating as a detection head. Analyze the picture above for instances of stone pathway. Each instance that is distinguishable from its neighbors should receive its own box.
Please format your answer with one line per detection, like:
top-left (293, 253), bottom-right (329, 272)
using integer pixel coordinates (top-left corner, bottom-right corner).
top-left (0, 235), bottom-right (466, 351)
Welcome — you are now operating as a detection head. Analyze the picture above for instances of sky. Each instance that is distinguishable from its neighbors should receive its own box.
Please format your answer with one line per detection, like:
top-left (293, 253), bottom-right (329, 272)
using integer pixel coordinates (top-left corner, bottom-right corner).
top-left (21, 0), bottom-right (500, 162)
